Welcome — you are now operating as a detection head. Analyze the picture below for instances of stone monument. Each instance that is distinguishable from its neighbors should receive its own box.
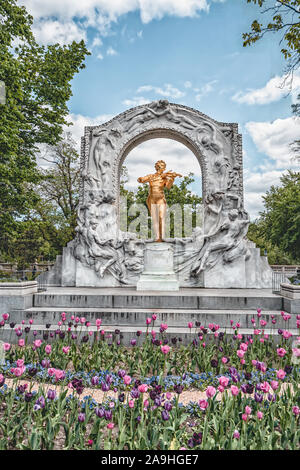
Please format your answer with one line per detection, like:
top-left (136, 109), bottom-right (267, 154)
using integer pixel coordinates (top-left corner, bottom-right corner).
top-left (40, 100), bottom-right (273, 289)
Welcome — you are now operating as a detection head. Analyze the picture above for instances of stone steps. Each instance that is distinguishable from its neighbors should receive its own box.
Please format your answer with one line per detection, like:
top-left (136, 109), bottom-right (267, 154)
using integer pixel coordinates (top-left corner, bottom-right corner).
top-left (33, 288), bottom-right (283, 310)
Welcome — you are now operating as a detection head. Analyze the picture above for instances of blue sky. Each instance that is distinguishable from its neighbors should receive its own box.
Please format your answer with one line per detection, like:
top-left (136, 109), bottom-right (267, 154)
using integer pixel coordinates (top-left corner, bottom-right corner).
top-left (21, 0), bottom-right (300, 219)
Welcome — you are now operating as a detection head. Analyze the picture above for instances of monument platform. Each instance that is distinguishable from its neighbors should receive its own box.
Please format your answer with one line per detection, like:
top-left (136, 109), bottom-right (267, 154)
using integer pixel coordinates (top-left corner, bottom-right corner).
top-left (2, 286), bottom-right (298, 345)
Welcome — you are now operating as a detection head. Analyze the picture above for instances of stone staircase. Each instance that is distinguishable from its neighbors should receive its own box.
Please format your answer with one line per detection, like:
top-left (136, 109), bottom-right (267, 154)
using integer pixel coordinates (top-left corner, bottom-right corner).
top-left (1, 287), bottom-right (298, 345)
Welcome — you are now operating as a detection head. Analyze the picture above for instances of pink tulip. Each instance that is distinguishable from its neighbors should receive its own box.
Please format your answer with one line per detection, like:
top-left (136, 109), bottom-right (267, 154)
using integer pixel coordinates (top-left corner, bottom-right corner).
top-left (233, 430), bottom-right (240, 439)
top-left (218, 376), bottom-right (229, 387)
top-left (160, 323), bottom-right (168, 331)
top-left (218, 385), bottom-right (224, 393)
top-left (161, 345), bottom-right (170, 354)
top-left (237, 349), bottom-right (245, 358)
top-left (48, 368), bottom-right (55, 376)
top-left (96, 319), bottom-right (102, 327)
top-left (34, 339), bottom-right (42, 348)
top-left (260, 381), bottom-right (270, 393)
top-left (242, 413), bottom-right (248, 422)
top-left (276, 369), bottom-right (286, 380)
top-left (292, 406), bottom-right (300, 416)
top-left (271, 380), bottom-right (279, 391)
top-left (199, 399), bottom-right (209, 410)
top-left (221, 357), bottom-right (228, 364)
top-left (45, 344), bottom-right (52, 354)
top-left (62, 346), bottom-right (70, 354)
top-left (138, 384), bottom-right (148, 393)
top-left (152, 314), bottom-right (157, 321)
top-left (206, 386), bottom-right (216, 398)
top-left (3, 343), bottom-right (11, 352)
top-left (128, 400), bottom-right (134, 408)
top-left (80, 317), bottom-right (86, 324)
top-left (16, 359), bottom-right (24, 367)
top-left (188, 322), bottom-right (193, 329)
top-left (277, 347), bottom-right (287, 357)
top-left (11, 366), bottom-right (25, 377)
top-left (257, 411), bottom-right (263, 420)
top-left (283, 330), bottom-right (292, 339)
top-left (29, 319), bottom-right (33, 325)
top-left (245, 406), bottom-right (252, 415)
top-left (231, 385), bottom-right (239, 396)
top-left (18, 339), bottom-right (25, 347)
top-left (240, 343), bottom-right (248, 352)
top-left (107, 422), bottom-right (114, 429)
top-left (123, 375), bottom-right (131, 385)
top-left (2, 313), bottom-right (9, 321)
top-left (146, 317), bottom-right (152, 325)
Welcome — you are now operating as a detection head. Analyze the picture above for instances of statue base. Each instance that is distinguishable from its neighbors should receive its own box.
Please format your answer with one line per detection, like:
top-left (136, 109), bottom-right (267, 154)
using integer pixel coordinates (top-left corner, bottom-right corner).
top-left (136, 242), bottom-right (179, 291)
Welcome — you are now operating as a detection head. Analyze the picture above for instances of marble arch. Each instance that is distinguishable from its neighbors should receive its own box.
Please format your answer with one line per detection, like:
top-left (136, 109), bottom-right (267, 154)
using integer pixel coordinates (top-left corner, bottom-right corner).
top-left (43, 100), bottom-right (273, 289)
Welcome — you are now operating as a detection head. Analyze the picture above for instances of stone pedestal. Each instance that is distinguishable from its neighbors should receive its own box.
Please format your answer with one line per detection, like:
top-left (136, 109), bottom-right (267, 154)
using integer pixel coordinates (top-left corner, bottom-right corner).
top-left (137, 242), bottom-right (179, 291)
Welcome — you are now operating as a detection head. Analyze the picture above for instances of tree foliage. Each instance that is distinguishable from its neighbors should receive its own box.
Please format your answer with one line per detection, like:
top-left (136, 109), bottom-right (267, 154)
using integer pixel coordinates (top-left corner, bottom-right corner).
top-left (0, 0), bottom-right (90, 237)
top-left (0, 134), bottom-right (81, 268)
top-left (247, 170), bottom-right (300, 263)
top-left (243, 0), bottom-right (300, 75)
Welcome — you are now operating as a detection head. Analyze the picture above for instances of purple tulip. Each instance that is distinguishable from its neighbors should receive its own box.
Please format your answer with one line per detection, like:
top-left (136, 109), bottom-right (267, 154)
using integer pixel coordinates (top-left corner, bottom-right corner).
top-left (104, 410), bottom-right (112, 421)
top-left (78, 413), bottom-right (85, 423)
top-left (161, 410), bottom-right (169, 421)
top-left (91, 376), bottom-right (99, 386)
top-left (95, 407), bottom-right (105, 418)
top-left (47, 389), bottom-right (56, 400)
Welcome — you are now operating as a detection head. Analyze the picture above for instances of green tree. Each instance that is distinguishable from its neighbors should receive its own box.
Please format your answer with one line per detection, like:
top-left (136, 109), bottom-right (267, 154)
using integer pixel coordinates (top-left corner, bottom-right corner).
top-left (0, 134), bottom-right (81, 267)
top-left (248, 170), bottom-right (300, 263)
top-left (0, 0), bottom-right (90, 239)
top-left (243, 0), bottom-right (300, 75)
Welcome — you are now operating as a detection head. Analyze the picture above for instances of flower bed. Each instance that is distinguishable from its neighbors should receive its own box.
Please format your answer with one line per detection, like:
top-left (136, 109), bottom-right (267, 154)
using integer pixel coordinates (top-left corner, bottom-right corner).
top-left (0, 310), bottom-right (299, 450)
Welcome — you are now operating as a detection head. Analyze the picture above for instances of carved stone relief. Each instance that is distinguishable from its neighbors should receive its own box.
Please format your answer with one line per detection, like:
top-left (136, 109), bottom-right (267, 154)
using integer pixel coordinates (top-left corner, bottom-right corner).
top-left (47, 100), bottom-right (272, 288)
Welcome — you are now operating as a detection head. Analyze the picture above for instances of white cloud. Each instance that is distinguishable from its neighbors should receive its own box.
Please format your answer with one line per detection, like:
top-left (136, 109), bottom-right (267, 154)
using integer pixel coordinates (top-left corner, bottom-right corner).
top-left (245, 117), bottom-right (300, 168)
top-left (123, 138), bottom-right (201, 191)
top-left (21, 1), bottom-right (212, 22)
top-left (184, 81), bottom-right (192, 89)
top-left (137, 83), bottom-right (185, 99)
top-left (65, 113), bottom-right (114, 149)
top-left (20, 0), bottom-right (217, 45)
top-left (92, 36), bottom-right (103, 47)
top-left (32, 19), bottom-right (87, 45)
top-left (97, 53), bottom-right (104, 60)
top-left (107, 46), bottom-right (118, 56)
top-left (122, 97), bottom-right (151, 107)
top-left (232, 74), bottom-right (300, 105)
top-left (195, 80), bottom-right (218, 101)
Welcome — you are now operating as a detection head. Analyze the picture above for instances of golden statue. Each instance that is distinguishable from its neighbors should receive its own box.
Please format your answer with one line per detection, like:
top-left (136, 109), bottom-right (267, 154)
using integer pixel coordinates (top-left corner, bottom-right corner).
top-left (137, 160), bottom-right (182, 242)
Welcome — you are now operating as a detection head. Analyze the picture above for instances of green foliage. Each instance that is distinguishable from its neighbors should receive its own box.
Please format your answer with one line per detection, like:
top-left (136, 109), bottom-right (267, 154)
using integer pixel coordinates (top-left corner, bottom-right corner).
top-left (243, 0), bottom-right (300, 74)
top-left (0, 0), bottom-right (90, 238)
top-left (247, 170), bottom-right (300, 263)
top-left (0, 134), bottom-right (81, 267)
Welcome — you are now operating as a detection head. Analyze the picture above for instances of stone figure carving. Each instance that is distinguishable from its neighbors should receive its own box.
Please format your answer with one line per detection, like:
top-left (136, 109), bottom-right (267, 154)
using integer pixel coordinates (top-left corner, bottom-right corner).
top-left (137, 160), bottom-right (182, 242)
top-left (191, 208), bottom-right (250, 275)
top-left (228, 165), bottom-right (240, 190)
